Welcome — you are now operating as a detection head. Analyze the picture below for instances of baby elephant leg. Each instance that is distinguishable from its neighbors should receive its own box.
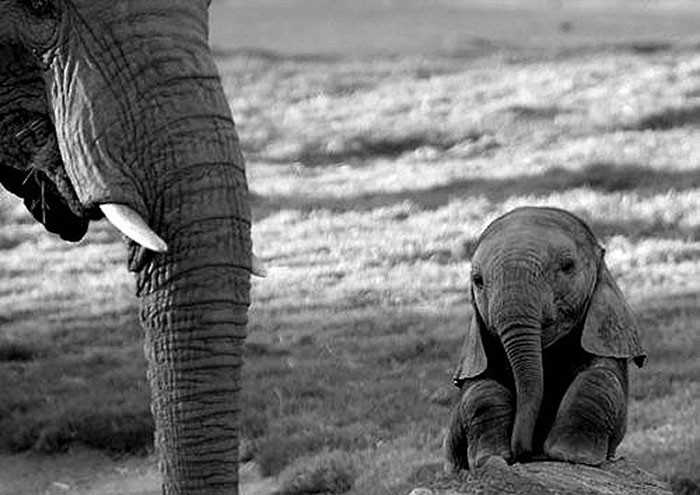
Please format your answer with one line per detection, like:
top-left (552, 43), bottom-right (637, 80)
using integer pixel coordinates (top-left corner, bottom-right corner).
top-left (544, 360), bottom-right (627, 465)
top-left (445, 379), bottom-right (514, 470)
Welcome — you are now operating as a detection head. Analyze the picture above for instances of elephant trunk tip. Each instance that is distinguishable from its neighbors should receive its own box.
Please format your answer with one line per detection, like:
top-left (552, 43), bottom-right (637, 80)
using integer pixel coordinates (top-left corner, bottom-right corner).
top-left (511, 400), bottom-right (540, 460)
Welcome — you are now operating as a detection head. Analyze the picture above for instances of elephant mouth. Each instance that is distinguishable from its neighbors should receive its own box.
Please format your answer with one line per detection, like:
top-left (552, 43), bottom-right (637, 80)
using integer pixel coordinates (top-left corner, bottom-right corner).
top-left (0, 111), bottom-right (91, 241)
top-left (541, 323), bottom-right (561, 349)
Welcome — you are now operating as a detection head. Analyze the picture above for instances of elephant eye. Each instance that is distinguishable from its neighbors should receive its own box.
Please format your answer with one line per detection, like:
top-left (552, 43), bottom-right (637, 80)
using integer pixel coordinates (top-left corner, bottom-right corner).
top-left (560, 257), bottom-right (576, 274)
top-left (472, 272), bottom-right (485, 289)
top-left (20, 0), bottom-right (56, 18)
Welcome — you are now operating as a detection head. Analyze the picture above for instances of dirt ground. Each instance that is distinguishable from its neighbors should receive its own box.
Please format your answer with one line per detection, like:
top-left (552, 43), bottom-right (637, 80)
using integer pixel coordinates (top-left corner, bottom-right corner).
top-left (0, 448), bottom-right (278, 495)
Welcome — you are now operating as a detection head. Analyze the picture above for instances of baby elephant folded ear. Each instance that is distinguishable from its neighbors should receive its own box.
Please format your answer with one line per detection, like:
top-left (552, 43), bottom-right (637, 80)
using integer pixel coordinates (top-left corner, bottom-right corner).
top-left (452, 302), bottom-right (489, 387)
top-left (581, 263), bottom-right (647, 368)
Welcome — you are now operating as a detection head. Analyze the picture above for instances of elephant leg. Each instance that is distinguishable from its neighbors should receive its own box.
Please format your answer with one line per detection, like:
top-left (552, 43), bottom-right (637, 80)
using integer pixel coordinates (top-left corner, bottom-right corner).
top-left (445, 379), bottom-right (514, 470)
top-left (544, 360), bottom-right (627, 465)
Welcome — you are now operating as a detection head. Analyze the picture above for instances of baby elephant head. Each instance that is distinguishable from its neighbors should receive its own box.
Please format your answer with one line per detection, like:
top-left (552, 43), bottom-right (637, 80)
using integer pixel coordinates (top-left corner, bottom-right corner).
top-left (453, 206), bottom-right (646, 461)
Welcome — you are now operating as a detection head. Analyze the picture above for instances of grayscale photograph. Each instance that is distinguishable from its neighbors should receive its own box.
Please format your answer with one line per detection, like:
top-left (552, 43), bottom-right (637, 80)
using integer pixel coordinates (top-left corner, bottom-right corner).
top-left (0, 1), bottom-right (698, 494)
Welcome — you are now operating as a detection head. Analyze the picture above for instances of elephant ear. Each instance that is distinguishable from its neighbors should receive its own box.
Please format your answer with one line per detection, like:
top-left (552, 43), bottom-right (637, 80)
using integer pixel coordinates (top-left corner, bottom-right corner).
top-left (0, 44), bottom-right (91, 241)
top-left (452, 302), bottom-right (488, 387)
top-left (581, 262), bottom-right (647, 368)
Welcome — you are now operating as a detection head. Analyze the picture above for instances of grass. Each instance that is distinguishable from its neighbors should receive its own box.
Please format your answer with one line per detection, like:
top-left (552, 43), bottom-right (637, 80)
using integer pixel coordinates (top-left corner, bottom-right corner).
top-left (275, 450), bottom-right (358, 495)
top-left (1, 41), bottom-right (700, 494)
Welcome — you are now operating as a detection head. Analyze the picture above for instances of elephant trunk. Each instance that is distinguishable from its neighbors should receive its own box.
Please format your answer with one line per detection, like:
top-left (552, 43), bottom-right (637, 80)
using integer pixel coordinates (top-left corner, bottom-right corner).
top-left (1, 2), bottom-right (252, 492)
top-left (38, 4), bottom-right (253, 491)
top-left (500, 325), bottom-right (543, 460)
top-left (490, 259), bottom-right (544, 461)
top-left (137, 147), bottom-right (251, 495)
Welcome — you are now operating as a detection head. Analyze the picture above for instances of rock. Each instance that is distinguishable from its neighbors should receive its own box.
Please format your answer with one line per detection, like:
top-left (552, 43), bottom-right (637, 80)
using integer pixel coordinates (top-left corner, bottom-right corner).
top-left (420, 459), bottom-right (672, 495)
top-left (409, 489), bottom-right (435, 495)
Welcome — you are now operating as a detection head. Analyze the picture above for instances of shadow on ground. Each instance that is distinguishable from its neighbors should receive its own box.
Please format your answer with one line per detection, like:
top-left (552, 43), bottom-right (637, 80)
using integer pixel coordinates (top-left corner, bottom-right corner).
top-left (627, 104), bottom-right (700, 132)
top-left (254, 162), bottom-right (700, 240)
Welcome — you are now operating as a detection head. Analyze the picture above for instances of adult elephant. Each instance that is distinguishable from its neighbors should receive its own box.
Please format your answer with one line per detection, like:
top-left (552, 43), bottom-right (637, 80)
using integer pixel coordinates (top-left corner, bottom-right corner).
top-left (0, 1), bottom-right (261, 493)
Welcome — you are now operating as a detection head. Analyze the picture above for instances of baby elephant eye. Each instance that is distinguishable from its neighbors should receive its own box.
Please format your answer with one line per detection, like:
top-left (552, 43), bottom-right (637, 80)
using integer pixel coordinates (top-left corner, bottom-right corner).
top-left (20, 0), bottom-right (56, 18)
top-left (560, 257), bottom-right (576, 274)
top-left (472, 273), bottom-right (485, 289)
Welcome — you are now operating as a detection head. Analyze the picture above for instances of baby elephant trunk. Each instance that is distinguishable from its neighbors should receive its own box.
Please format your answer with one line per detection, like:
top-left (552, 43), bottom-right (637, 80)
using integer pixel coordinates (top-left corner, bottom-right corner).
top-left (490, 257), bottom-right (546, 460)
top-left (499, 323), bottom-right (544, 461)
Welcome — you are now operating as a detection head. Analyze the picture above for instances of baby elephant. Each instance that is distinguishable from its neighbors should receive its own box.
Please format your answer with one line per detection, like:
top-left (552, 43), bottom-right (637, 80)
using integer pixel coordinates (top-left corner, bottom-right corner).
top-left (445, 206), bottom-right (646, 470)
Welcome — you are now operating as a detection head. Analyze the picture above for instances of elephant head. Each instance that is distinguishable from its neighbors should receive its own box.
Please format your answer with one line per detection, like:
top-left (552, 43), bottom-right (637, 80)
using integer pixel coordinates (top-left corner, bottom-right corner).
top-left (453, 206), bottom-right (645, 461)
top-left (1, 1), bottom-right (254, 493)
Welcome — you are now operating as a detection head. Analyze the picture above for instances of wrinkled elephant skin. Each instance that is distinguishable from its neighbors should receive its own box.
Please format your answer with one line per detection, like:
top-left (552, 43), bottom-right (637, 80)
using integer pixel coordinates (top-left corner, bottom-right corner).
top-left (0, 1), bottom-right (252, 494)
top-left (446, 206), bottom-right (646, 470)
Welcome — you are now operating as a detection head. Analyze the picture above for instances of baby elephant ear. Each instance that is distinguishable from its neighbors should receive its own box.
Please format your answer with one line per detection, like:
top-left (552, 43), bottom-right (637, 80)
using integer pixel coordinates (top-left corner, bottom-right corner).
top-left (452, 305), bottom-right (488, 387)
top-left (582, 264), bottom-right (647, 368)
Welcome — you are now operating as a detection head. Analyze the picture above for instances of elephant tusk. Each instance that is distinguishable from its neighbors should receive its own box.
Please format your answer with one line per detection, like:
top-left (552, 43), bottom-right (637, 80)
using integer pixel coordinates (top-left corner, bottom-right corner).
top-left (102, 204), bottom-right (266, 273)
top-left (251, 254), bottom-right (268, 278)
top-left (100, 203), bottom-right (168, 253)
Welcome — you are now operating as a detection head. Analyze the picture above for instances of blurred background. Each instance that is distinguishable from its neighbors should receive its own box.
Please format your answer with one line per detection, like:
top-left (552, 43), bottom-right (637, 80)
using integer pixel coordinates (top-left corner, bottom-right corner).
top-left (1, 1), bottom-right (699, 494)
top-left (209, 0), bottom-right (700, 56)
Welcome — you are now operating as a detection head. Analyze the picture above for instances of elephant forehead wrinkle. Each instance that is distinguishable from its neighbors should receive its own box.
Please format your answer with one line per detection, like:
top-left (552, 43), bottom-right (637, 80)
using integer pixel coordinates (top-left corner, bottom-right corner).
top-left (102, 3), bottom-right (208, 34)
top-left (484, 246), bottom-right (546, 276)
top-left (484, 207), bottom-right (590, 239)
top-left (478, 227), bottom-right (548, 253)
top-left (478, 228), bottom-right (583, 274)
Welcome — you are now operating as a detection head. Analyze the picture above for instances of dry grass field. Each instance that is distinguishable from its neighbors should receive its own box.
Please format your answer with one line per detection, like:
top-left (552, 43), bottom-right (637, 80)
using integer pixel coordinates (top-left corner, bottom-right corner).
top-left (1, 4), bottom-right (700, 494)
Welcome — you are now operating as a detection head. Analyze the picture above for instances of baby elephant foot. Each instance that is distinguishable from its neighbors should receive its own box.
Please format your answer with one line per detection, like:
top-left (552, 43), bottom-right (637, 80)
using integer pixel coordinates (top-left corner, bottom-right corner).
top-left (545, 365), bottom-right (626, 466)
top-left (476, 454), bottom-right (509, 470)
top-left (544, 430), bottom-right (607, 466)
top-left (445, 379), bottom-right (514, 470)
